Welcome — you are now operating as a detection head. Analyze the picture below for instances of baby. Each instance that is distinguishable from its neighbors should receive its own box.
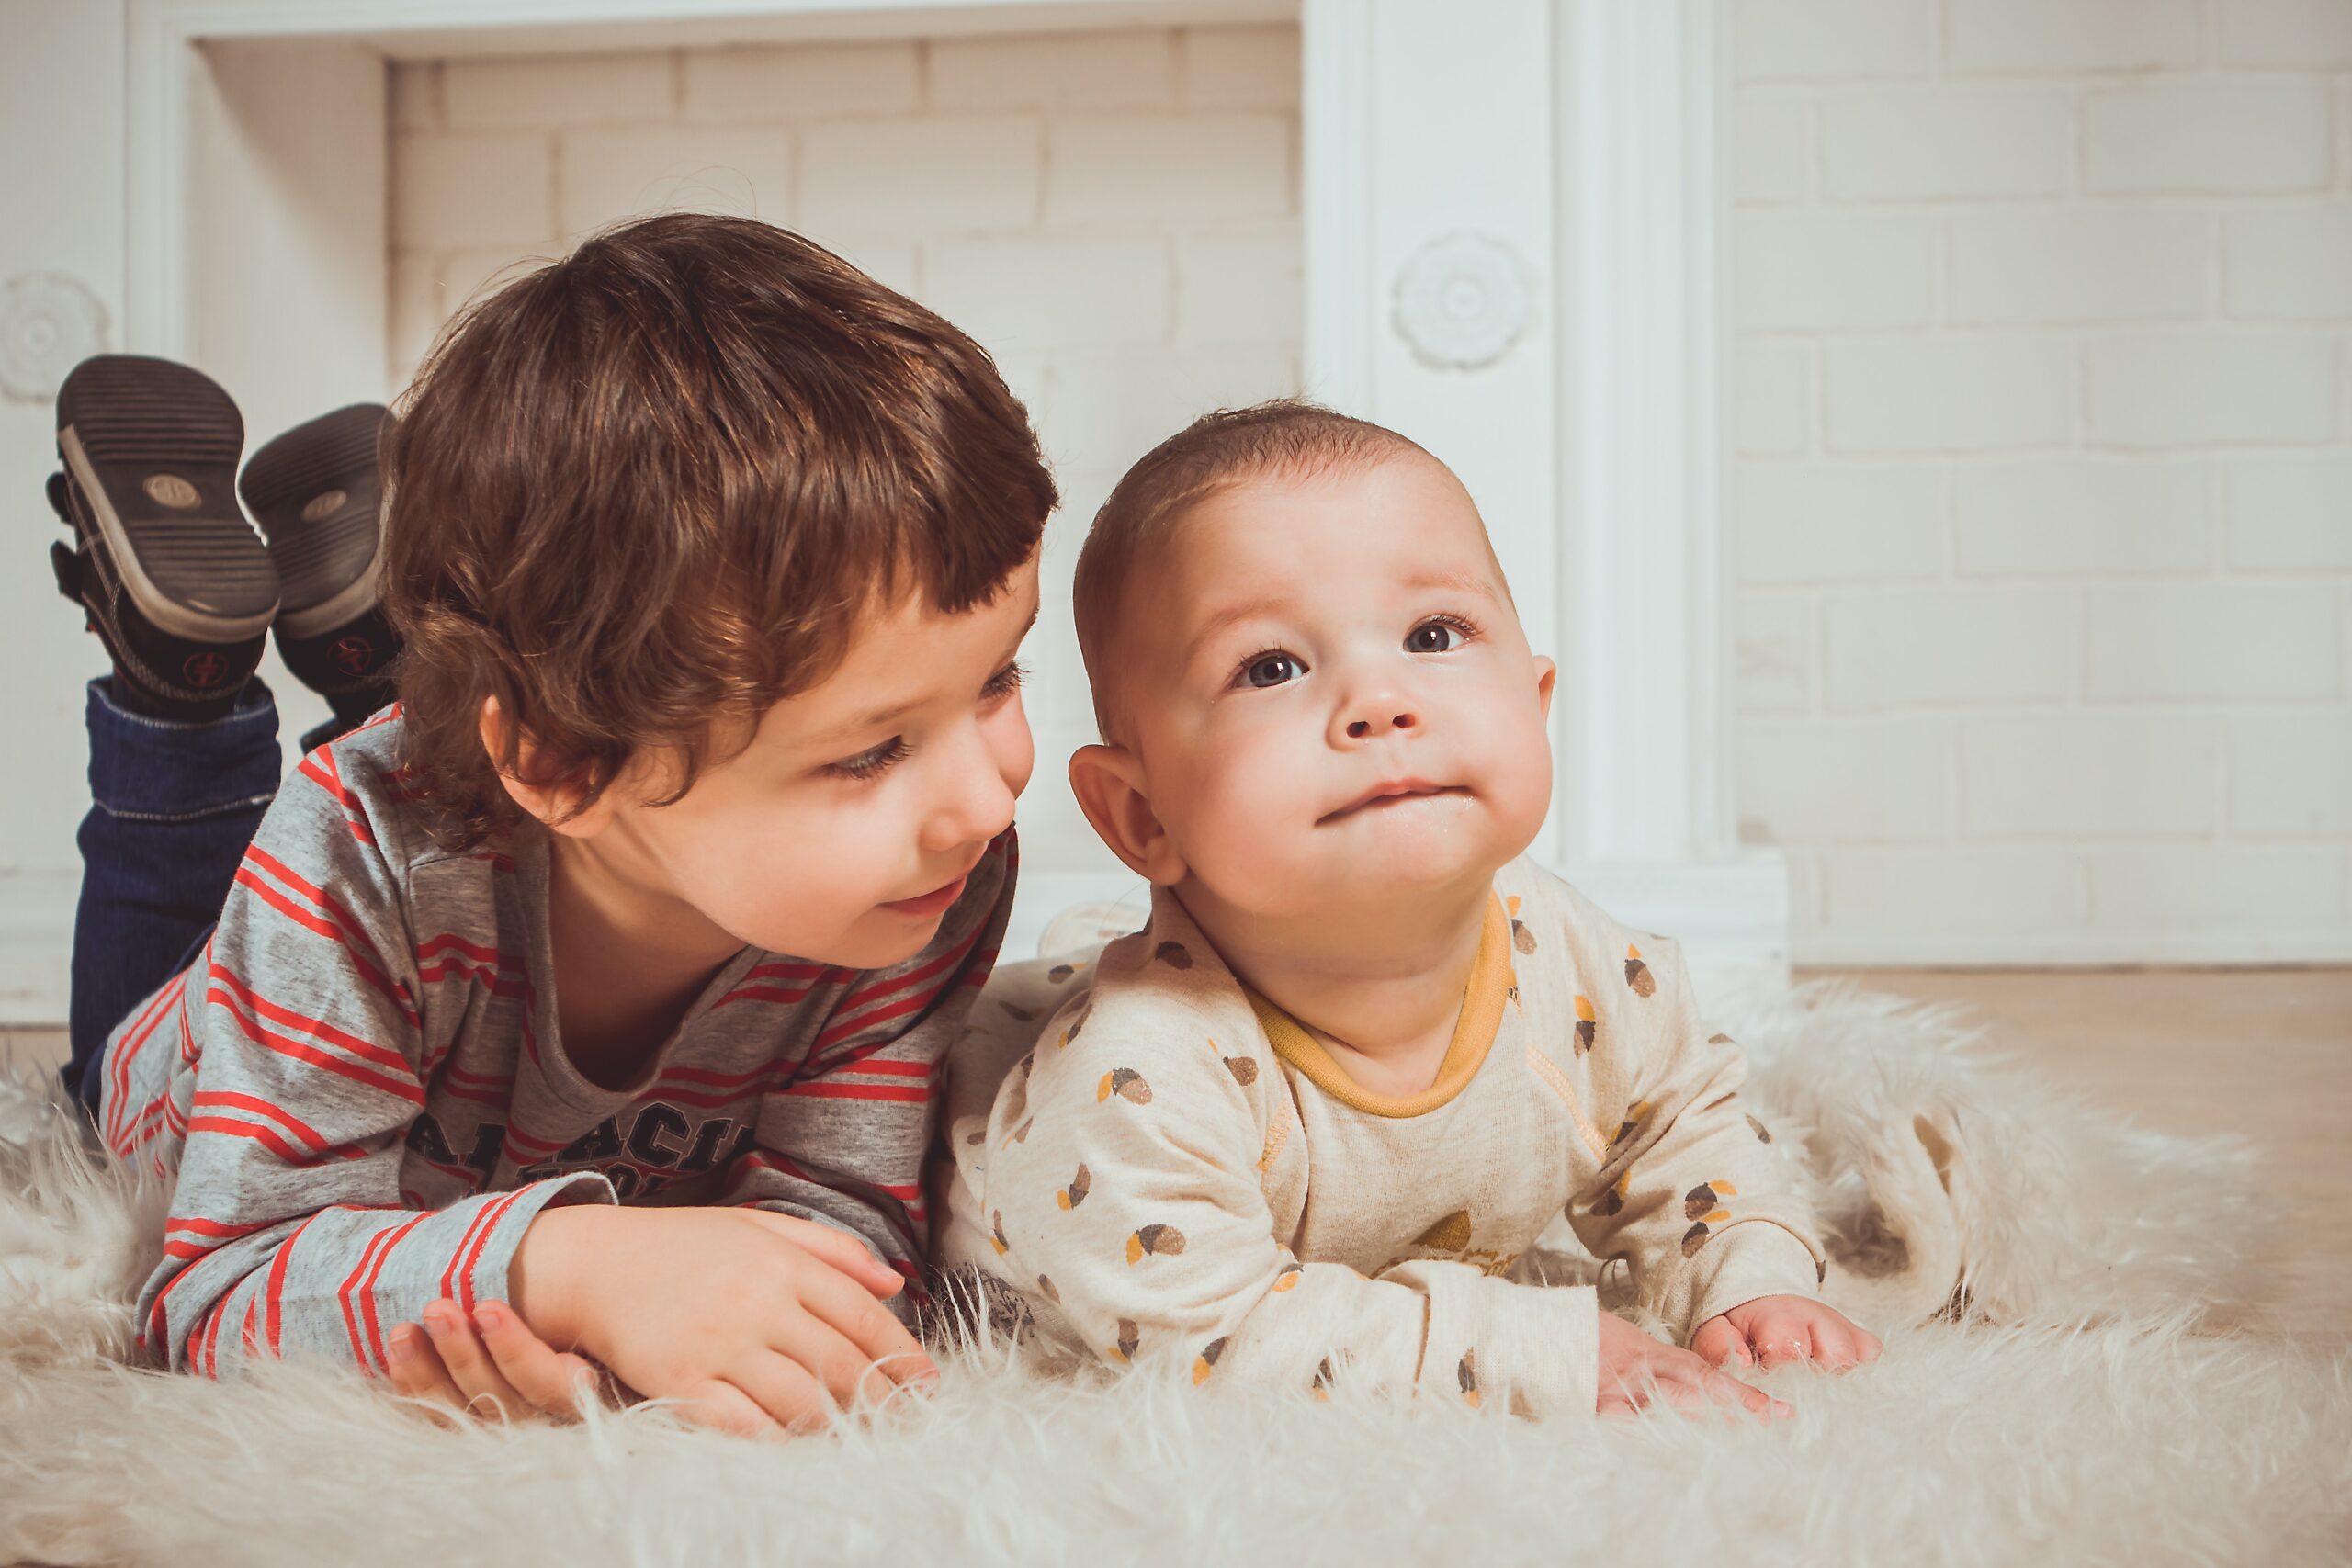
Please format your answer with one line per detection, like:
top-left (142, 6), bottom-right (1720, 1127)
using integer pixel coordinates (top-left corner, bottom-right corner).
top-left (940, 401), bottom-right (1877, 1419)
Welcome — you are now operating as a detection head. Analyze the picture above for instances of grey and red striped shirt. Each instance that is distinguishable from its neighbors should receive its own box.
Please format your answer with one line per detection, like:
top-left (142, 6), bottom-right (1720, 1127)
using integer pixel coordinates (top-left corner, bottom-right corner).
top-left (98, 705), bottom-right (1012, 1380)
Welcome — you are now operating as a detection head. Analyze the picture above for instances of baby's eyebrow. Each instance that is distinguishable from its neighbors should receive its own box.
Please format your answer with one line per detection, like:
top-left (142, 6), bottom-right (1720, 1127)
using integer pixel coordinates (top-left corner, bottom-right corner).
top-left (1184, 595), bottom-right (1292, 668)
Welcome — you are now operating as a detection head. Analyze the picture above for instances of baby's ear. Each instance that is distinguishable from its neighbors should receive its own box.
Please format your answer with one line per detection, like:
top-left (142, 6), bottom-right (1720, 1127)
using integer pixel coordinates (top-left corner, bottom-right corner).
top-left (1069, 744), bottom-right (1185, 885)
top-left (478, 694), bottom-right (619, 839)
top-left (1533, 654), bottom-right (1556, 721)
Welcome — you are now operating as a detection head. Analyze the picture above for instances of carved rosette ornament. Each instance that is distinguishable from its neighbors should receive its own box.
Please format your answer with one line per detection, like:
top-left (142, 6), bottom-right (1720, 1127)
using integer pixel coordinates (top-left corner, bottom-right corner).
top-left (0, 273), bottom-right (108, 403)
top-left (1391, 232), bottom-right (1537, 371)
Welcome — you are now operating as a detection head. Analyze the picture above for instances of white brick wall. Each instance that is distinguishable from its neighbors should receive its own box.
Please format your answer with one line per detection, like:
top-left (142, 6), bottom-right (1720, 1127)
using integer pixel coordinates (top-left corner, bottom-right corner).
top-left (387, 27), bottom-right (1302, 891)
top-left (1732, 0), bottom-right (2352, 964)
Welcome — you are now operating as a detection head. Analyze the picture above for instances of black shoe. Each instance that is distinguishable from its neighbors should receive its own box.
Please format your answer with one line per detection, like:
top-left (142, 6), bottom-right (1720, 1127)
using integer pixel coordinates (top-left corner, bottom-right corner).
top-left (239, 403), bottom-right (401, 725)
top-left (51, 355), bottom-right (277, 719)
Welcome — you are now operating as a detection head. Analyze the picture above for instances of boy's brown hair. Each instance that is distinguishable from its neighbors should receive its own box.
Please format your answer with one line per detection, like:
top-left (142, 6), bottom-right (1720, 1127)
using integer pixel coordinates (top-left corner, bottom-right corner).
top-left (380, 214), bottom-right (1057, 850)
top-left (1071, 399), bottom-right (1421, 740)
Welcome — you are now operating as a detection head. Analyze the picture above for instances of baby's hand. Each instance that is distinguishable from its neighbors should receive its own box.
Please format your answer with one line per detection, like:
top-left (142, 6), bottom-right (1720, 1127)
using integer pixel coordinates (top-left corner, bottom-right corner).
top-left (1690, 1295), bottom-right (1882, 1372)
top-left (1595, 1309), bottom-right (1792, 1423)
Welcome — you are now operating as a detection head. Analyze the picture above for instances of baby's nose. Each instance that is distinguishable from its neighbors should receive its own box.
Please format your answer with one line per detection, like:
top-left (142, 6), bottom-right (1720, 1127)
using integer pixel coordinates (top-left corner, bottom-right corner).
top-left (1343, 706), bottom-right (1418, 740)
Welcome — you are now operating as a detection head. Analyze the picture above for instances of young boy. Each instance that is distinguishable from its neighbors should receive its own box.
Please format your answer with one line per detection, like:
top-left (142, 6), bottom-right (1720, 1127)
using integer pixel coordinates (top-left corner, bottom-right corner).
top-left (939, 401), bottom-right (1878, 1420)
top-left (46, 214), bottom-right (1057, 1436)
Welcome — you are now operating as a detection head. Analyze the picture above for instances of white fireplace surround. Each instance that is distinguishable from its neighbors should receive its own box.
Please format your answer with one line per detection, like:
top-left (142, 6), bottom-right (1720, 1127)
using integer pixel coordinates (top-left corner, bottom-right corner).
top-left (102, 0), bottom-right (1782, 1002)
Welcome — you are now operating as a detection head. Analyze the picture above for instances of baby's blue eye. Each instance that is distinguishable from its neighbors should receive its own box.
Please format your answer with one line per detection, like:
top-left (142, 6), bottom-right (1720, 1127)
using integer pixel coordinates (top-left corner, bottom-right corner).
top-left (1244, 652), bottom-right (1305, 689)
top-left (1407, 620), bottom-right (1465, 653)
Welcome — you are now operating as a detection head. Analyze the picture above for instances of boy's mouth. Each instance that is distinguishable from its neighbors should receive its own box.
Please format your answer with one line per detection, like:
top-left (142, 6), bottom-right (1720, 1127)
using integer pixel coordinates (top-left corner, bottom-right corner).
top-left (1317, 779), bottom-right (1470, 825)
top-left (881, 874), bottom-right (968, 918)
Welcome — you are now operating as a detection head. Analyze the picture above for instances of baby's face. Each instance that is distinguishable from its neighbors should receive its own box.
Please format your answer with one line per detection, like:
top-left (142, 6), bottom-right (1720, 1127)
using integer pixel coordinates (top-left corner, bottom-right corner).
top-left (1116, 453), bottom-right (1555, 918)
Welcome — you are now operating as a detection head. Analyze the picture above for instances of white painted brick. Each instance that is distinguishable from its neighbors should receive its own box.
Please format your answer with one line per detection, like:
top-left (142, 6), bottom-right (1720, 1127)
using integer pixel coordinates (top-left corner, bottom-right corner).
top-left (1825, 587), bottom-right (2077, 708)
top-left (1737, 718), bottom-right (1949, 843)
top-left (1819, 848), bottom-right (2085, 932)
top-left (2084, 80), bottom-right (2333, 195)
top-left (2232, 713), bottom-right (2352, 836)
top-left (2220, 0), bottom-right (2352, 65)
top-left (1175, 223), bottom-right (1301, 347)
top-left (389, 62), bottom-right (440, 132)
top-left (444, 52), bottom-right (673, 130)
top-left (1734, 92), bottom-right (1810, 205)
top-left (929, 29), bottom-right (1176, 111)
top-left (557, 127), bottom-right (791, 235)
top-left (386, 252), bottom-right (439, 387)
top-left (393, 245), bottom-right (553, 377)
top-left (1820, 88), bottom-right (2072, 201)
top-left (2225, 458), bottom-right (2352, 570)
top-left (1961, 714), bottom-right (2217, 837)
top-left (799, 118), bottom-right (1041, 238)
top-left (1954, 459), bottom-right (2210, 576)
top-left (1736, 461), bottom-right (1946, 583)
top-left (1044, 347), bottom-right (1299, 476)
top-left (1736, 209), bottom-right (1933, 331)
top-left (2088, 847), bottom-right (2344, 931)
top-left (2224, 204), bottom-right (2352, 321)
top-left (1733, 0), bottom-right (1934, 81)
top-left (1950, 206), bottom-right (2208, 325)
top-left (1826, 336), bottom-right (2075, 454)
top-left (2086, 583), bottom-right (2340, 699)
top-left (2084, 332), bottom-right (2337, 448)
top-left (1178, 26), bottom-right (1300, 108)
top-left (1046, 115), bottom-right (1291, 228)
top-left (391, 131), bottom-right (556, 249)
top-left (683, 43), bottom-right (920, 122)
top-left (1734, 592), bottom-right (1816, 713)
top-left (1945, 0), bottom-right (2202, 74)
top-left (1735, 340), bottom-right (1813, 457)
top-left (921, 235), bottom-right (1172, 353)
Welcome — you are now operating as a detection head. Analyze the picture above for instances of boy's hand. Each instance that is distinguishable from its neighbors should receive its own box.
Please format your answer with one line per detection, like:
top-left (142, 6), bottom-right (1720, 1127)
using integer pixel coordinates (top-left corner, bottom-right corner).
top-left (1595, 1308), bottom-right (1792, 1423)
top-left (387, 1297), bottom-right (607, 1421)
top-left (1690, 1295), bottom-right (1882, 1372)
top-left (507, 1204), bottom-right (939, 1437)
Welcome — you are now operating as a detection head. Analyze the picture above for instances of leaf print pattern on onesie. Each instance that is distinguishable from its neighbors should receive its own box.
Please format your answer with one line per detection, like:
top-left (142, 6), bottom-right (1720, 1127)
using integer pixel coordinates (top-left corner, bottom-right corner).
top-left (1574, 994), bottom-right (1597, 1055)
top-left (1224, 1055), bottom-right (1260, 1087)
top-left (1193, 1336), bottom-right (1229, 1385)
top-left (1607, 1100), bottom-right (1651, 1161)
top-left (1153, 940), bottom-right (1193, 970)
top-left (1108, 1319), bottom-right (1140, 1364)
top-left (990, 1211), bottom-right (1010, 1256)
top-left (1509, 895), bottom-right (1539, 956)
top-left (1624, 944), bottom-right (1657, 998)
top-left (1057, 1163), bottom-right (1091, 1210)
top-left (1127, 1224), bottom-right (1186, 1264)
top-left (1458, 1348), bottom-right (1481, 1408)
top-left (1098, 1067), bottom-right (1151, 1104)
top-left (1680, 1179), bottom-right (1735, 1257)
top-left (1595, 1169), bottom-right (1629, 1217)
top-left (1747, 1113), bottom-right (1773, 1144)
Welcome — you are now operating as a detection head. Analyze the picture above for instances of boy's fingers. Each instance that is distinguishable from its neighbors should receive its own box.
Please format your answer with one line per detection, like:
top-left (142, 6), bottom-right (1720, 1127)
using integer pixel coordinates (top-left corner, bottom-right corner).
top-left (386, 1323), bottom-right (468, 1407)
top-left (676, 1378), bottom-right (786, 1440)
top-left (736, 1211), bottom-right (904, 1297)
top-left (775, 1317), bottom-right (898, 1413)
top-left (423, 1301), bottom-right (526, 1419)
top-left (799, 1268), bottom-right (939, 1387)
top-left (727, 1353), bottom-right (836, 1435)
top-left (474, 1301), bottom-right (595, 1416)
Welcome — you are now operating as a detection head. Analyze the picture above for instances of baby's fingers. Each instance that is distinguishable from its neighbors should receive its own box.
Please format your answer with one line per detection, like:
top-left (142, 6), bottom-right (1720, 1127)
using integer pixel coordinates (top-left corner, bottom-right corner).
top-left (1746, 1313), bottom-right (1815, 1371)
top-left (1688, 1315), bottom-right (1753, 1369)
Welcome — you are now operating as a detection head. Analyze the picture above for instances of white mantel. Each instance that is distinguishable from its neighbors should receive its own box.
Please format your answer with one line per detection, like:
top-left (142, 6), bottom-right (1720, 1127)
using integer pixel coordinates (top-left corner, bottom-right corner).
top-left (0, 0), bottom-right (1781, 1018)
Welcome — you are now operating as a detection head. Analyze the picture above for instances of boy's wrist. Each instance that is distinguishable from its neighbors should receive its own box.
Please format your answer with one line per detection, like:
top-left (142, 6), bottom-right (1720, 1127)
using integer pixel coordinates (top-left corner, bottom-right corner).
top-left (509, 1202), bottom-right (609, 1348)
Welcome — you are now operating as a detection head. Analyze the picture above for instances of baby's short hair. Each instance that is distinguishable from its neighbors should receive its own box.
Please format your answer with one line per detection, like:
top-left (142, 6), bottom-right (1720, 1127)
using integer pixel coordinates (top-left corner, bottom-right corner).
top-left (1071, 399), bottom-right (1426, 741)
top-left (381, 213), bottom-right (1057, 850)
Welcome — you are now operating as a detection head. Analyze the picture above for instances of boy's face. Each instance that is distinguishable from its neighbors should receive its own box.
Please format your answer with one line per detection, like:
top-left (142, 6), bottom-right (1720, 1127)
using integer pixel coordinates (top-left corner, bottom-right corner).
top-left (565, 556), bottom-right (1040, 970)
top-left (1104, 455), bottom-right (1554, 918)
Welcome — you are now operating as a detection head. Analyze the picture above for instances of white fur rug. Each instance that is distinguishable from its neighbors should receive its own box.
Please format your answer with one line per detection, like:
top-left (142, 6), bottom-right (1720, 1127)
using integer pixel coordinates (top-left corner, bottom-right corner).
top-left (3, 984), bottom-right (2347, 1566)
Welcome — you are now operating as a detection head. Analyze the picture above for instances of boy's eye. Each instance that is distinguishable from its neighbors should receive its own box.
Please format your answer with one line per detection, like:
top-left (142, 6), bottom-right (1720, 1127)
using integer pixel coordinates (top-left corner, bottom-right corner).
top-left (825, 736), bottom-right (909, 781)
top-left (981, 659), bottom-right (1027, 700)
top-left (1407, 618), bottom-right (1468, 654)
top-left (1242, 650), bottom-right (1306, 689)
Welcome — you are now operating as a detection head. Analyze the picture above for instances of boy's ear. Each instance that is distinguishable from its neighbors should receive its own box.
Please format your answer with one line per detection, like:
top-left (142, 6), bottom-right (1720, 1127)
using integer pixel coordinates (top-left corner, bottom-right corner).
top-left (1533, 654), bottom-right (1556, 721)
top-left (479, 694), bottom-right (618, 839)
top-left (1069, 743), bottom-right (1187, 886)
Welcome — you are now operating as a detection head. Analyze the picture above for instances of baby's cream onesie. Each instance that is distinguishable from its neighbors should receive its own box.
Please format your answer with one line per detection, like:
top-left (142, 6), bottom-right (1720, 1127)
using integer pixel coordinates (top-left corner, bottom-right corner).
top-left (938, 857), bottom-right (1825, 1415)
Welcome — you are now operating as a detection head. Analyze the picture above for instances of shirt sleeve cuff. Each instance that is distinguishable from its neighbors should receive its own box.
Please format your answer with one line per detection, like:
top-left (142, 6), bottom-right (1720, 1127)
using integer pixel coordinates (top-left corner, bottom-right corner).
top-left (459, 1171), bottom-right (617, 1312)
top-left (1681, 1220), bottom-right (1826, 1337)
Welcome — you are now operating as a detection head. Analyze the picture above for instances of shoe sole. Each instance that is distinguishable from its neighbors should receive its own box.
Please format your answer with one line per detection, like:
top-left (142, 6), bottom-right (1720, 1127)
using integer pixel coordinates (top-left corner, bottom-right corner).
top-left (55, 355), bottom-right (278, 644)
top-left (239, 403), bottom-right (388, 641)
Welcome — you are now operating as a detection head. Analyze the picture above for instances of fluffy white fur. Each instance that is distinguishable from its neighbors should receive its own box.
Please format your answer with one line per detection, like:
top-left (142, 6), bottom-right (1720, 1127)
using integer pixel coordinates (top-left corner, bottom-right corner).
top-left (3, 984), bottom-right (2346, 1566)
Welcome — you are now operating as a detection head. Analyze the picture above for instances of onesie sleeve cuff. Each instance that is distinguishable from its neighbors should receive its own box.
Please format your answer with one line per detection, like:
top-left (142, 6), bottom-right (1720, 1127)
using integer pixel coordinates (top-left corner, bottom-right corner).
top-left (1681, 1220), bottom-right (1826, 1337)
top-left (1414, 1265), bottom-right (1598, 1418)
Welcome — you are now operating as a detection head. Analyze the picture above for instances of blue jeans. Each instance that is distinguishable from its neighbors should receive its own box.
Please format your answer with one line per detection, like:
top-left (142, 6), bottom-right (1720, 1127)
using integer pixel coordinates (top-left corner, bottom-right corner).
top-left (65, 677), bottom-right (345, 1114)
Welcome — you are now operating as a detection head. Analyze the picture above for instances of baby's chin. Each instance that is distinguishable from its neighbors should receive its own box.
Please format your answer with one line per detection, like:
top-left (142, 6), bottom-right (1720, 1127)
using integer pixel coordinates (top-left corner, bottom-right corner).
top-left (1198, 816), bottom-right (1520, 920)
